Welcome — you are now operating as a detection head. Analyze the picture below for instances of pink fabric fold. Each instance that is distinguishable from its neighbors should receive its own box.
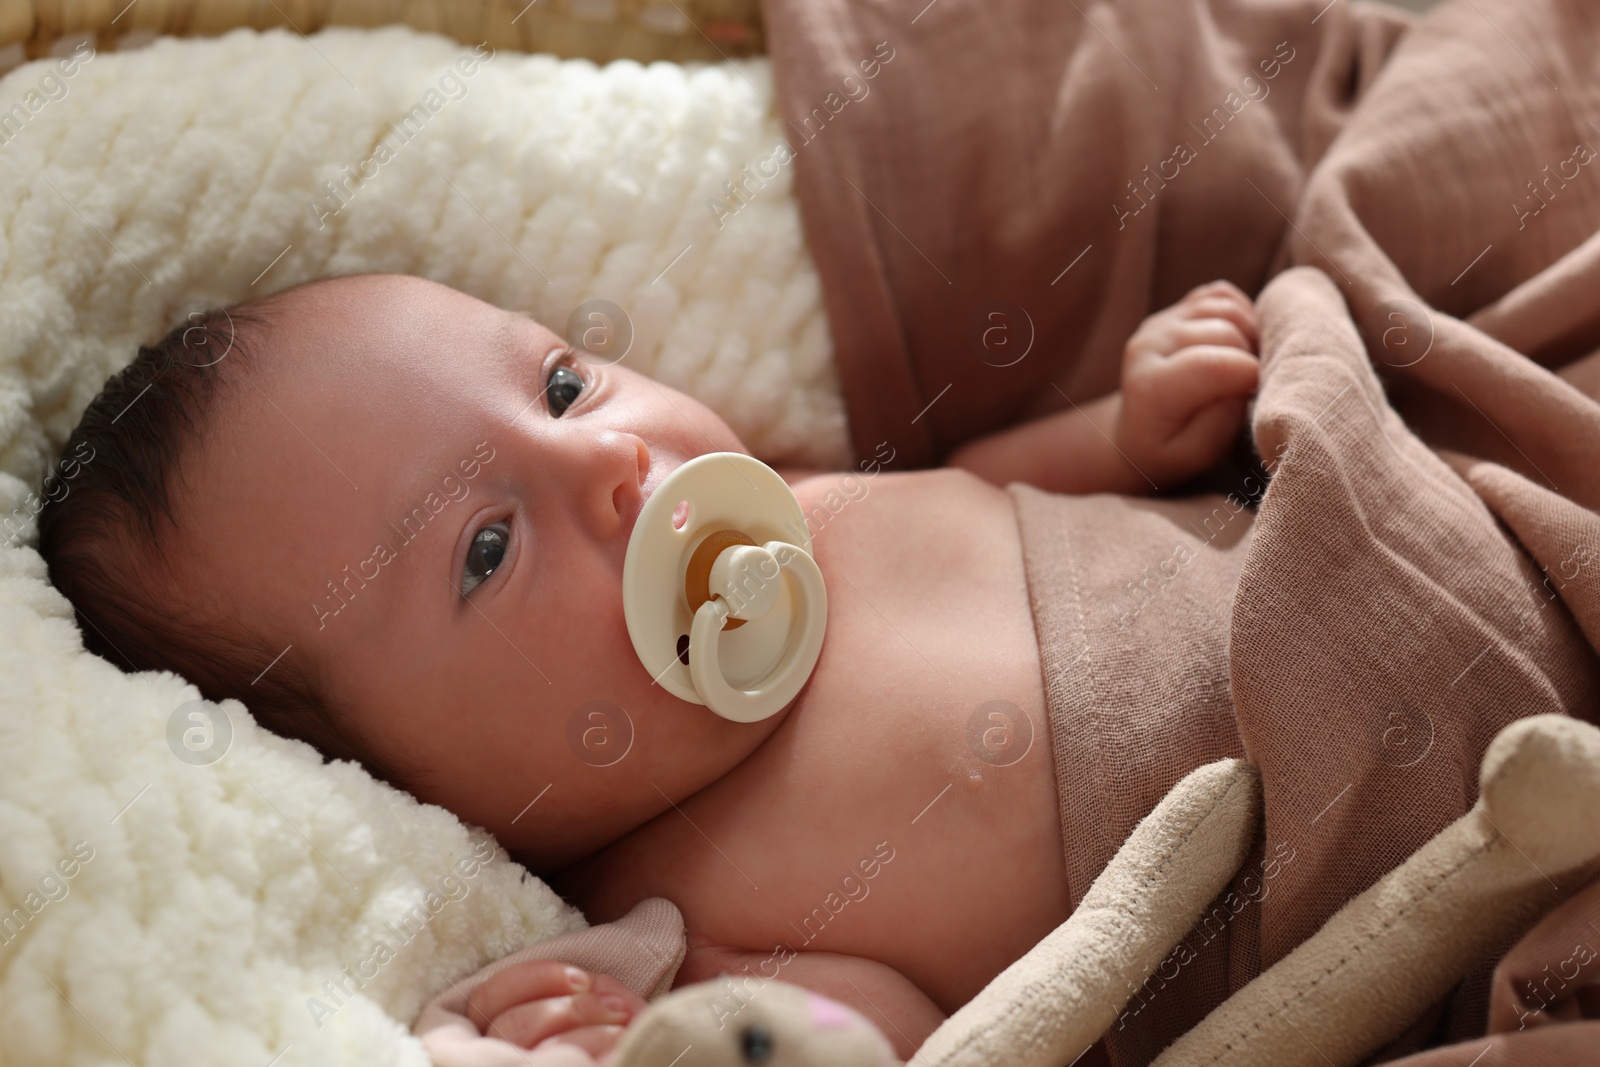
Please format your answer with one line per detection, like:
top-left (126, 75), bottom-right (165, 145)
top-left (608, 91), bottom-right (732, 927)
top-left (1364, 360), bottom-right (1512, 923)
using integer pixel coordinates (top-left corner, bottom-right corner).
top-left (760, 0), bottom-right (1410, 467)
top-left (763, 0), bottom-right (1600, 1062)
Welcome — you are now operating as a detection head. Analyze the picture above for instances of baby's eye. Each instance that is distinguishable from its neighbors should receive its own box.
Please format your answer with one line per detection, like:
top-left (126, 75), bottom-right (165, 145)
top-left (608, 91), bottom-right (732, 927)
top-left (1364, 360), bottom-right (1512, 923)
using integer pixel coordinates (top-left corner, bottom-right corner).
top-left (546, 360), bottom-right (585, 417)
top-left (460, 521), bottom-right (510, 596)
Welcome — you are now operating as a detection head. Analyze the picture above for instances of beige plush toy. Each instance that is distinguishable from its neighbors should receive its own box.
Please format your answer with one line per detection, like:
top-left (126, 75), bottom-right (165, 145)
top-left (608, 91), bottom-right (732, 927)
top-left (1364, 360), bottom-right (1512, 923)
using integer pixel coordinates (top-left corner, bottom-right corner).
top-left (603, 713), bottom-right (1600, 1067)
top-left (1152, 713), bottom-right (1600, 1067)
top-left (609, 980), bottom-right (898, 1067)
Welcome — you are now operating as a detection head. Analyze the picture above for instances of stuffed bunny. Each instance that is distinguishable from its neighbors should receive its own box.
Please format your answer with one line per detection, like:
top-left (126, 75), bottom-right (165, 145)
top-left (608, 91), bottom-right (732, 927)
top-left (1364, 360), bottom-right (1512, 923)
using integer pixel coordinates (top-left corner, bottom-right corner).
top-left (609, 979), bottom-right (898, 1067)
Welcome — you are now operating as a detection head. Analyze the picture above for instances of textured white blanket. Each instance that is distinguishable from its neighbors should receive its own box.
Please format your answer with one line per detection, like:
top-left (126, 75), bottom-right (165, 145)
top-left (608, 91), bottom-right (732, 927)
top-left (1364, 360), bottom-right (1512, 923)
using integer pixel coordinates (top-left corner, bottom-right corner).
top-left (0, 26), bottom-right (840, 1067)
top-left (0, 558), bottom-right (584, 1064)
top-left (0, 25), bottom-right (844, 501)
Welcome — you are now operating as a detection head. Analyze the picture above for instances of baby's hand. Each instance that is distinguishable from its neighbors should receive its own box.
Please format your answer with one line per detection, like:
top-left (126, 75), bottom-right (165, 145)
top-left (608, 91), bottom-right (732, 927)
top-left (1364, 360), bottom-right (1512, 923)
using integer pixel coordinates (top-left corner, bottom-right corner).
top-left (1115, 280), bottom-right (1261, 485)
top-left (465, 960), bottom-right (648, 1064)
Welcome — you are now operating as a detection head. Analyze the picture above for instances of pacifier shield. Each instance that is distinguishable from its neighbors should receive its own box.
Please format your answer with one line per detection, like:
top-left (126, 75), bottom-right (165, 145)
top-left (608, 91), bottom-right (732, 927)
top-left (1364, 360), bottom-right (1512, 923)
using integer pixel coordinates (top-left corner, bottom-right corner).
top-left (621, 452), bottom-right (825, 721)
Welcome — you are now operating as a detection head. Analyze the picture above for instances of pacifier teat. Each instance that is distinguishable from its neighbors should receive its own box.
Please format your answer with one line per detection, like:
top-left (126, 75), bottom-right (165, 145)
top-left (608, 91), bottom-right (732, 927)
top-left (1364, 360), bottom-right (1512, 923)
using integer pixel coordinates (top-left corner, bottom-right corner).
top-left (621, 452), bottom-right (827, 723)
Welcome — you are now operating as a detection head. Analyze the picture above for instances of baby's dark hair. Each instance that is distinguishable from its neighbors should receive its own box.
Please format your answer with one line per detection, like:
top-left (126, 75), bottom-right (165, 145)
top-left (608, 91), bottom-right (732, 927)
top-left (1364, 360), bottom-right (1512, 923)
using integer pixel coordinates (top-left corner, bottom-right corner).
top-left (36, 296), bottom-right (421, 791)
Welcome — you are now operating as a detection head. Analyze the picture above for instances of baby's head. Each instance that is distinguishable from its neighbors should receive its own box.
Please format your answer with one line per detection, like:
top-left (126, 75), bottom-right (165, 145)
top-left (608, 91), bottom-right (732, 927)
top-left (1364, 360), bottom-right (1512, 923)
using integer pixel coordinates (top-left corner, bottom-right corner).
top-left (40, 274), bottom-right (773, 868)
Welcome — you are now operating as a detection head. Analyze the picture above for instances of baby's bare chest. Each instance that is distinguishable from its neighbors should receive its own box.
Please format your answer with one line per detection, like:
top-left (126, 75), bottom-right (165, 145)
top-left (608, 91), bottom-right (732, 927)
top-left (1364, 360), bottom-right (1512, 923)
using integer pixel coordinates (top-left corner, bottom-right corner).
top-left (578, 471), bottom-right (1075, 1010)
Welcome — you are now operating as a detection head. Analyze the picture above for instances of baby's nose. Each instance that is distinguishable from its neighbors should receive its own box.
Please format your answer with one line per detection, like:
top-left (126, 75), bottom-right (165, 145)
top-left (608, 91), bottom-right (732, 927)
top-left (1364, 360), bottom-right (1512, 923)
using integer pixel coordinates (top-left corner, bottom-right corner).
top-left (615, 435), bottom-right (651, 533)
top-left (630, 435), bottom-right (651, 492)
top-left (574, 430), bottom-right (649, 542)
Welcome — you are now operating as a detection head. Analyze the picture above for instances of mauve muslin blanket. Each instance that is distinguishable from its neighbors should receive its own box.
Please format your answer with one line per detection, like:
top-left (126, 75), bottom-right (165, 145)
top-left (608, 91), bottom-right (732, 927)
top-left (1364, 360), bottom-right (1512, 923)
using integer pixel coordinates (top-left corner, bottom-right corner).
top-left (760, 0), bottom-right (1600, 1062)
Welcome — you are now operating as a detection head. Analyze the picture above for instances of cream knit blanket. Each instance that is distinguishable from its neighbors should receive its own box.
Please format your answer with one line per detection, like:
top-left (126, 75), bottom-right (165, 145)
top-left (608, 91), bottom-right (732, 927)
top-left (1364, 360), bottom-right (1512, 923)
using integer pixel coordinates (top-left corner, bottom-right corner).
top-left (0, 26), bottom-right (841, 1067)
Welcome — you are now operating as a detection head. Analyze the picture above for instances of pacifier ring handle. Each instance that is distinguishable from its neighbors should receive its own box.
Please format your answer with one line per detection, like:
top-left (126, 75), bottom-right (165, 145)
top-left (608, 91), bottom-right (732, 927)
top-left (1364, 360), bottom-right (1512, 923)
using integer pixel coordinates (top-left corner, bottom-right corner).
top-left (688, 540), bottom-right (827, 723)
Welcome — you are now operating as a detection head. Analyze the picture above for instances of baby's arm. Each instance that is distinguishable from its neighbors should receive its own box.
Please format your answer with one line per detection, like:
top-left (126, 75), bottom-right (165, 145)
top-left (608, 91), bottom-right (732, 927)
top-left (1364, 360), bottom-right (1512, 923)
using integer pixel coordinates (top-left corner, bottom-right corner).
top-left (679, 943), bottom-right (945, 1061)
top-left (948, 280), bottom-right (1260, 495)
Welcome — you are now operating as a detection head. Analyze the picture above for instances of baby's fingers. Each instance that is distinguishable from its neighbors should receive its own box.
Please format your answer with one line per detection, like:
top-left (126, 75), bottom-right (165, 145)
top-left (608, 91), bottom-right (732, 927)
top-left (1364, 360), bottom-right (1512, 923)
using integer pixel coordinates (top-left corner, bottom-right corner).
top-left (1165, 316), bottom-right (1254, 356)
top-left (468, 961), bottom-right (592, 1032)
top-left (1184, 299), bottom-right (1254, 348)
top-left (487, 992), bottom-right (631, 1049)
top-left (1135, 345), bottom-right (1260, 424)
top-left (1179, 281), bottom-right (1260, 347)
top-left (1186, 297), bottom-right (1260, 350)
top-left (536, 1024), bottom-right (629, 1063)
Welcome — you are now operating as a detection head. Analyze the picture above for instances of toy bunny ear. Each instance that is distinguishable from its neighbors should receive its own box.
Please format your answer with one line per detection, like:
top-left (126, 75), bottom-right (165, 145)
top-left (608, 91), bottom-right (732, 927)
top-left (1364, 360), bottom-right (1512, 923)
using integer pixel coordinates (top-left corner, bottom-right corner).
top-left (609, 979), bottom-right (898, 1067)
top-left (1152, 714), bottom-right (1600, 1067)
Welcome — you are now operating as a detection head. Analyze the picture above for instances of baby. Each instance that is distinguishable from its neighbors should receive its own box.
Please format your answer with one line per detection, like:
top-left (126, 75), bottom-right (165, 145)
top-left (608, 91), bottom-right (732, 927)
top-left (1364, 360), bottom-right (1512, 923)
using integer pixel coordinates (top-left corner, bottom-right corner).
top-left (38, 273), bottom-right (1259, 1063)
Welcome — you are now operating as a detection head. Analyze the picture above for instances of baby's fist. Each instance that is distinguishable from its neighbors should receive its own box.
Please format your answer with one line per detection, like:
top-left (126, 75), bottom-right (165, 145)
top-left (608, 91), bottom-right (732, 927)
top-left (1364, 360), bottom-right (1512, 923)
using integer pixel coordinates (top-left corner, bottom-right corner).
top-left (1116, 280), bottom-right (1260, 486)
top-left (466, 960), bottom-right (648, 1064)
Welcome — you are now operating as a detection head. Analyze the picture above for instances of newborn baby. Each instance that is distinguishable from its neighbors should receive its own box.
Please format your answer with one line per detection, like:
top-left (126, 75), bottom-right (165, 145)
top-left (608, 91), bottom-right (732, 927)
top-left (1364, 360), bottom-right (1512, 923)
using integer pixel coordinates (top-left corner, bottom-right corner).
top-left (38, 274), bottom-right (1260, 1063)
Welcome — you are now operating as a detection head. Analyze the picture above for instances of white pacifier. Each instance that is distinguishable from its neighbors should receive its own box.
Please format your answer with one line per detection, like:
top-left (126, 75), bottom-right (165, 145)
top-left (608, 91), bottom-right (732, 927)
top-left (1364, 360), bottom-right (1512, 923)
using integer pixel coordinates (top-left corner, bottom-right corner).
top-left (622, 452), bottom-right (827, 723)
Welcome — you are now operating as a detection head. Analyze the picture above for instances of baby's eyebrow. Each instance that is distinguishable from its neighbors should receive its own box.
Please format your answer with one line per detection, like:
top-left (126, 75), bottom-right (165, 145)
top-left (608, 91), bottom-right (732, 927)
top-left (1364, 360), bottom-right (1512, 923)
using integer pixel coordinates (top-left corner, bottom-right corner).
top-left (498, 309), bottom-right (545, 365)
top-left (500, 313), bottom-right (569, 423)
top-left (500, 320), bottom-right (542, 424)
top-left (392, 312), bottom-right (537, 613)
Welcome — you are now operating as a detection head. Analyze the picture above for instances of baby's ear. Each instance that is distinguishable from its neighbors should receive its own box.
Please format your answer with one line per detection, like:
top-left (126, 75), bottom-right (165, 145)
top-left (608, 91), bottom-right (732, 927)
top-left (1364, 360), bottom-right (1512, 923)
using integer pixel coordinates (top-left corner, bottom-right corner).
top-left (608, 979), bottom-right (898, 1066)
